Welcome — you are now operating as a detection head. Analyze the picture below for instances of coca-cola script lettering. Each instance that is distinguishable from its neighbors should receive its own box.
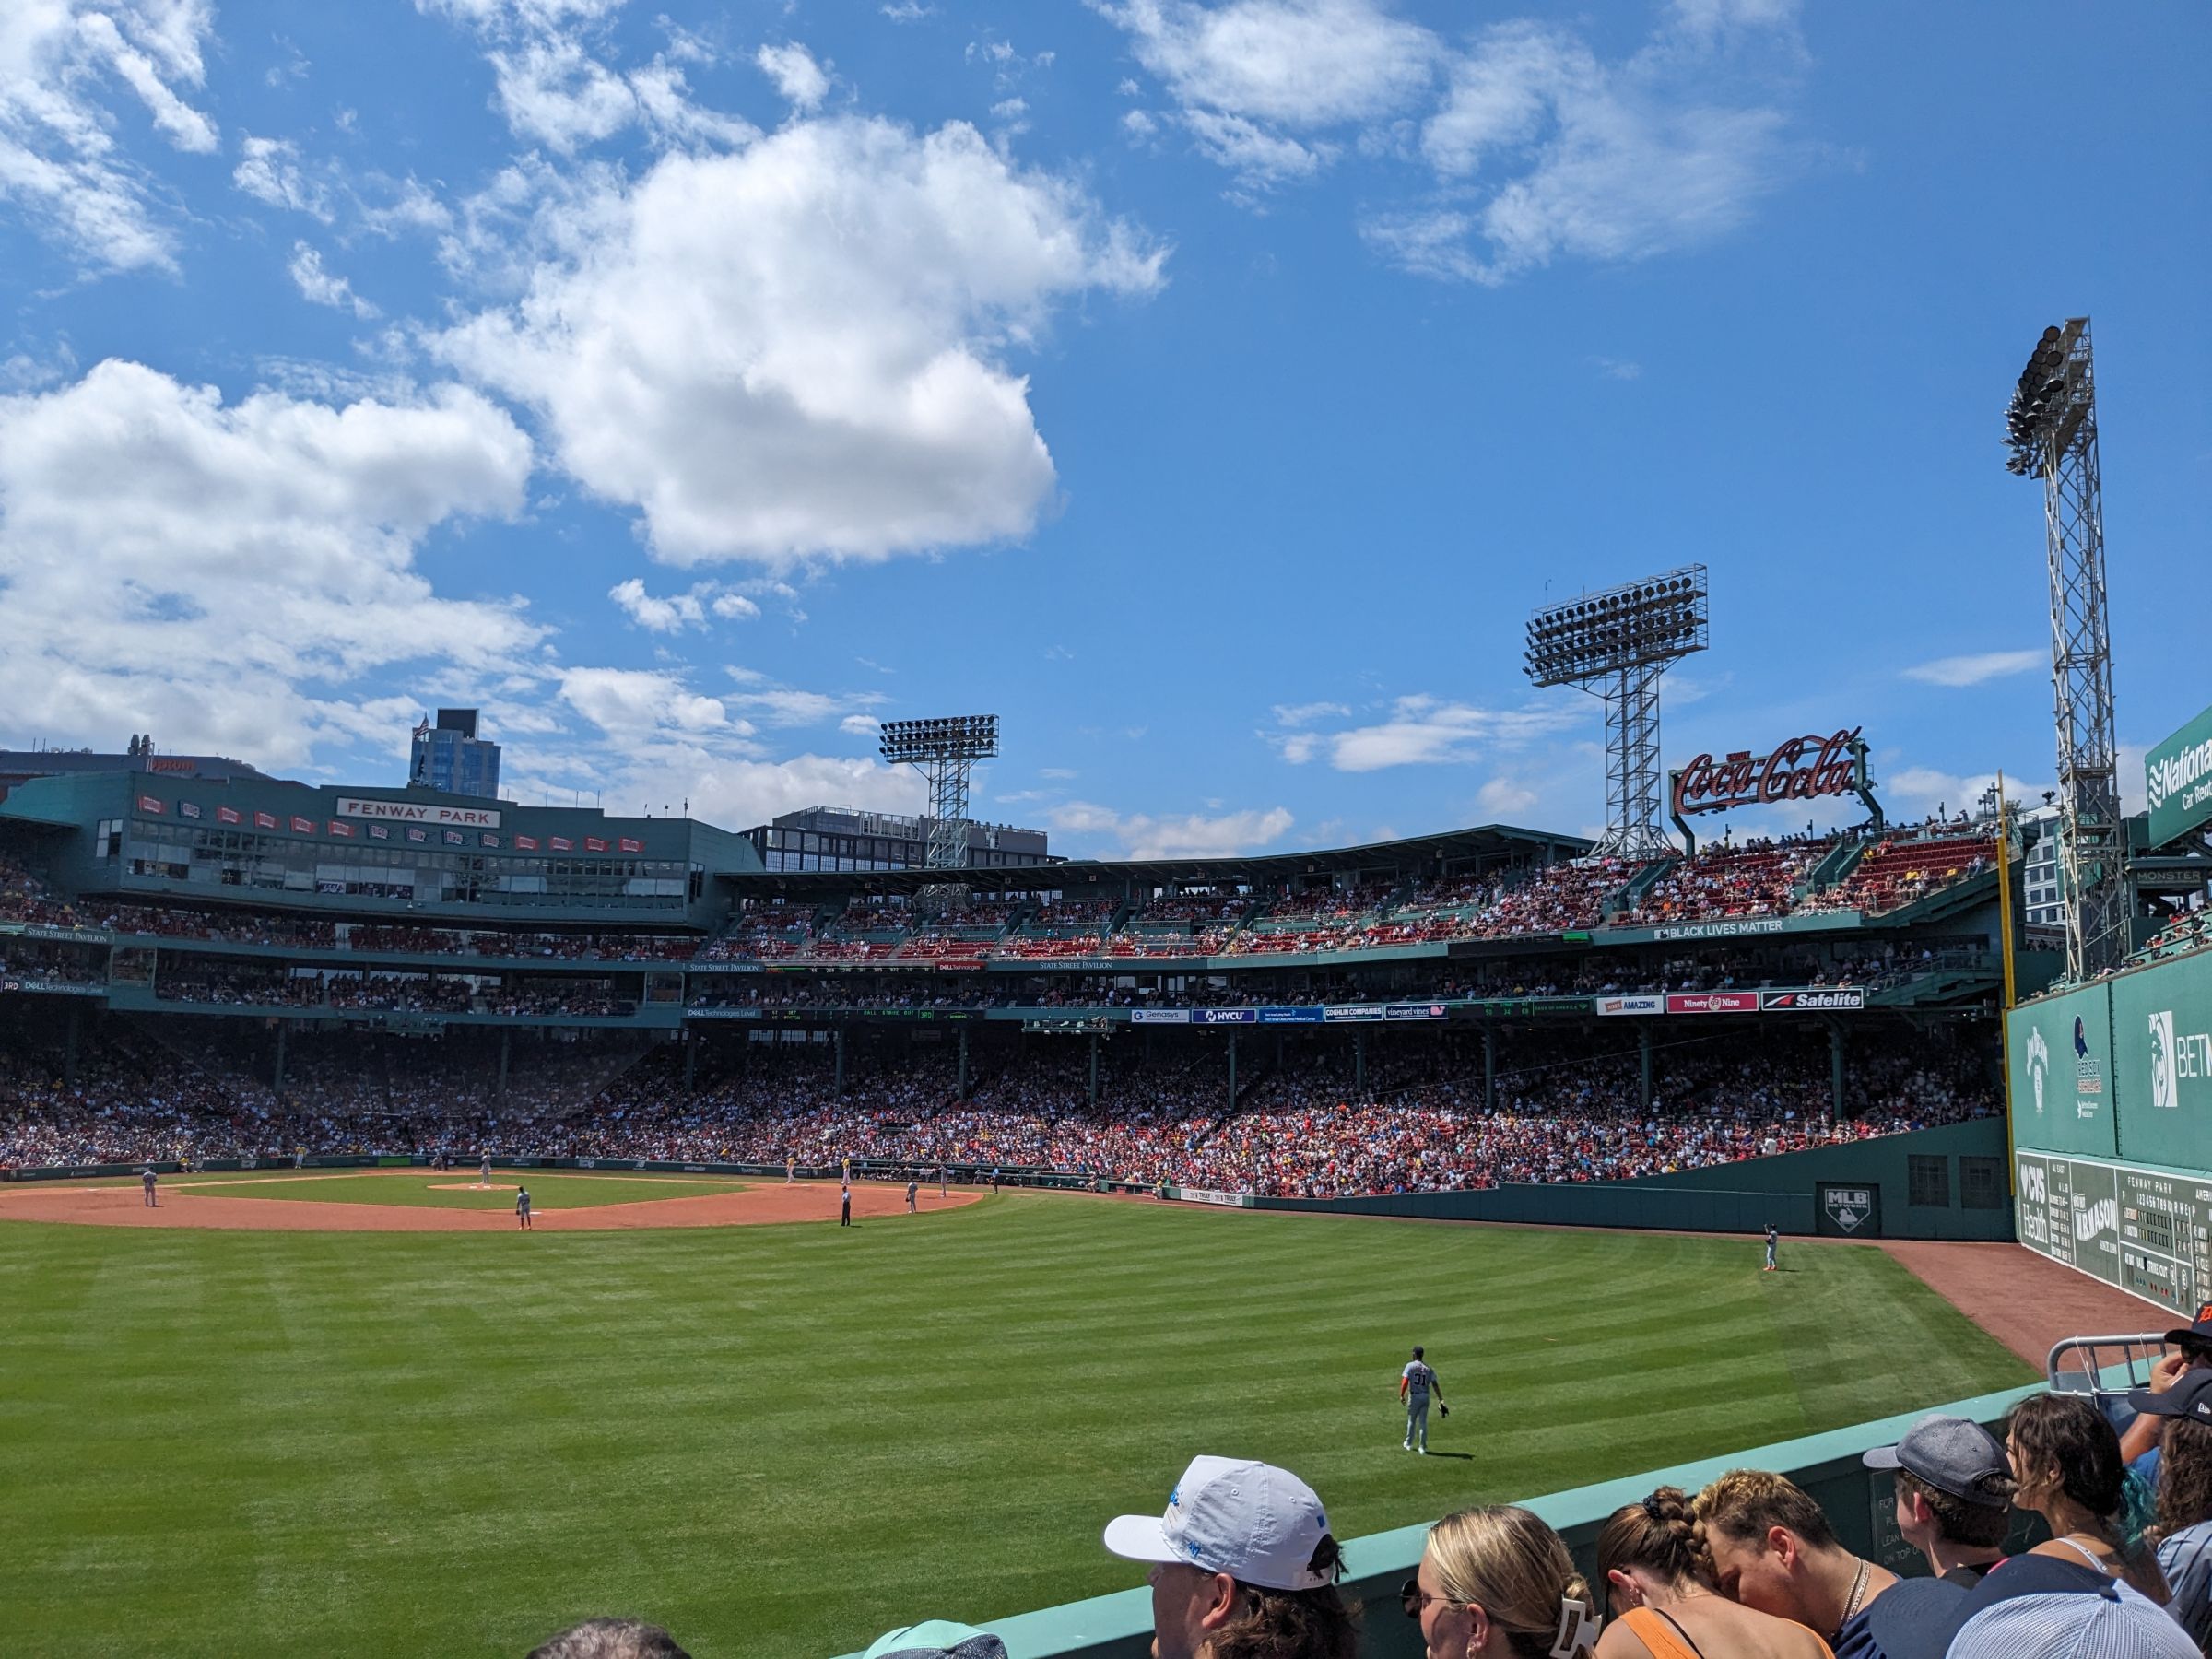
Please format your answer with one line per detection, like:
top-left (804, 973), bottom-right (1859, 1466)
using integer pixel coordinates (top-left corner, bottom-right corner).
top-left (1670, 727), bottom-right (1864, 818)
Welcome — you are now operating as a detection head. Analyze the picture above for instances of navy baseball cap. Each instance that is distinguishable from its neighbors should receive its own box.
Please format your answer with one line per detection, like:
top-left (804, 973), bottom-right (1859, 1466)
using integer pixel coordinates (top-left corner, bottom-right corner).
top-left (1862, 1415), bottom-right (2011, 1506)
top-left (2162, 1308), bottom-right (2212, 1348)
top-left (1863, 1557), bottom-right (2112, 1659)
top-left (2125, 1367), bottom-right (2212, 1423)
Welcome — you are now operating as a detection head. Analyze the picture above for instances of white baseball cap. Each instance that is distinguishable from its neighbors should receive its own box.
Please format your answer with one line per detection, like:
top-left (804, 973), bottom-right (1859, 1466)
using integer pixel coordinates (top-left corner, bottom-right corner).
top-left (1102, 1456), bottom-right (1336, 1592)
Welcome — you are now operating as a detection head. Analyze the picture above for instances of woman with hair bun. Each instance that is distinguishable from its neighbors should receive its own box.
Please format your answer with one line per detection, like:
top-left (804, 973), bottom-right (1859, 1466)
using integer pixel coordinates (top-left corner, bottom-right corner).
top-left (1593, 1488), bottom-right (1832, 1659)
top-left (2006, 1391), bottom-right (2171, 1604)
top-left (1406, 1505), bottom-right (1600, 1659)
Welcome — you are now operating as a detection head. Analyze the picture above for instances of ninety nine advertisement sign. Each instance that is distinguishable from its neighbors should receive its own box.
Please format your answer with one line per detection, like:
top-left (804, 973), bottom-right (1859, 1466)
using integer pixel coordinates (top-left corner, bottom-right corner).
top-left (1760, 989), bottom-right (1866, 1012)
top-left (334, 796), bottom-right (501, 830)
top-left (1596, 994), bottom-right (1665, 1017)
top-left (2146, 700), bottom-right (2212, 848)
top-left (1666, 992), bottom-right (1760, 1014)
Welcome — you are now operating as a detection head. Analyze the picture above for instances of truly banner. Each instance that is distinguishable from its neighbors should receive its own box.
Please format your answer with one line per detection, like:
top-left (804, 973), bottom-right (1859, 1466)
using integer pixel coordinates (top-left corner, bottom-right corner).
top-left (2146, 700), bottom-right (2212, 847)
top-left (1596, 994), bottom-right (1665, 1016)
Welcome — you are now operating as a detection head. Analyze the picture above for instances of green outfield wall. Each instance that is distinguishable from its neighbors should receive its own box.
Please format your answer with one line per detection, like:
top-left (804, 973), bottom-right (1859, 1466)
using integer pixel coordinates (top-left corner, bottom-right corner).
top-left (2008, 950), bottom-right (2212, 1313)
top-left (834, 1371), bottom-right (2067, 1659)
top-left (1248, 1119), bottom-right (2011, 1241)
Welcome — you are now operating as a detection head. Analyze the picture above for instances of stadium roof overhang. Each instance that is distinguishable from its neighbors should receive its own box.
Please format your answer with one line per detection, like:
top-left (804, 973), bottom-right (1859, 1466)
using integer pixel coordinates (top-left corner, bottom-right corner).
top-left (719, 822), bottom-right (1591, 898)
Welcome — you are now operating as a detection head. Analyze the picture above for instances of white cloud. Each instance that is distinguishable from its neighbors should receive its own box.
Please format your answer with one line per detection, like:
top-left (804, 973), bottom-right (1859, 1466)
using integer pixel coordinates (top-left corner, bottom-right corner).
top-left (488, 33), bottom-right (639, 150)
top-left (1476, 776), bottom-right (1539, 817)
top-left (438, 115), bottom-right (1166, 567)
top-left (1094, 0), bottom-right (1438, 128)
top-left (288, 243), bottom-right (381, 319)
top-left (1277, 693), bottom-right (1578, 771)
top-left (1272, 700), bottom-right (1350, 725)
top-left (756, 42), bottom-right (830, 112)
top-left (1593, 356), bottom-right (1641, 381)
top-left (559, 665), bottom-right (732, 738)
top-left (1180, 109), bottom-right (1329, 186)
top-left (234, 134), bottom-right (335, 220)
top-left (608, 578), bottom-right (767, 631)
top-left (0, 0), bottom-right (220, 270)
top-left (881, 2), bottom-right (935, 20)
top-left (722, 679), bottom-right (888, 728)
top-left (1886, 764), bottom-right (2049, 822)
top-left (840, 713), bottom-right (880, 736)
top-left (0, 360), bottom-right (538, 769)
top-left (1901, 648), bottom-right (2044, 688)
top-left (1371, 12), bottom-right (1797, 284)
top-left (1050, 799), bottom-right (1295, 860)
top-left (1122, 109), bottom-right (1160, 140)
top-left (710, 592), bottom-right (760, 621)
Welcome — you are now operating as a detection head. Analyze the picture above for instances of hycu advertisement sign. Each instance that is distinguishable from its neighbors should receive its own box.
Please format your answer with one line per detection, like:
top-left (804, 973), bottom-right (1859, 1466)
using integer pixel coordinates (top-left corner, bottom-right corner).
top-left (2146, 700), bottom-right (2212, 847)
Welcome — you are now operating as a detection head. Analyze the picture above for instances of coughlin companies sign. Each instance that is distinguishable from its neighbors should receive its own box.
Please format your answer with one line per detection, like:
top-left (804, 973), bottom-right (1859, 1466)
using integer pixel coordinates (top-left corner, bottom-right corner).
top-left (2146, 701), bottom-right (2212, 847)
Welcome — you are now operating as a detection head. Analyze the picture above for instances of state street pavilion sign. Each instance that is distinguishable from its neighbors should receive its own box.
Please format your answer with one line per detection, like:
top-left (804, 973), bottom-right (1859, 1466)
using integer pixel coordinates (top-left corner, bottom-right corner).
top-left (1667, 727), bottom-right (1879, 853)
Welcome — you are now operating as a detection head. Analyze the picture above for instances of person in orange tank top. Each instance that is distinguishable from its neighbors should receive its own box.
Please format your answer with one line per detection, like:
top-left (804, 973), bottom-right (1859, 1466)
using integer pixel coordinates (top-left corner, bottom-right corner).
top-left (1594, 1487), bottom-right (1832, 1659)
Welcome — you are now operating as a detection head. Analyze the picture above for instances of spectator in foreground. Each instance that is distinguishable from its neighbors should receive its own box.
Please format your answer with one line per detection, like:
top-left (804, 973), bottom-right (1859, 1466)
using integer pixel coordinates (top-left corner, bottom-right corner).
top-left (2122, 1310), bottom-right (2212, 1477)
top-left (1410, 1504), bottom-right (1599, 1658)
top-left (1594, 1486), bottom-right (1830, 1658)
top-left (1102, 1454), bottom-right (1354, 1659)
top-left (2134, 1367), bottom-right (2212, 1648)
top-left (1863, 1555), bottom-right (2194, 1659)
top-left (861, 1619), bottom-right (1007, 1659)
top-left (1690, 1469), bottom-right (1898, 1653)
top-left (527, 1618), bottom-right (689, 1659)
top-left (2005, 1392), bottom-right (2170, 1604)
top-left (1861, 1416), bottom-right (2014, 1587)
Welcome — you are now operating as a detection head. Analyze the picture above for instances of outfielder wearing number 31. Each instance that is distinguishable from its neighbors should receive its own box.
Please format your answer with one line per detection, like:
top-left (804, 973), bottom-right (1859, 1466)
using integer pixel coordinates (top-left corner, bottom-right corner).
top-left (1401, 1346), bottom-right (1446, 1453)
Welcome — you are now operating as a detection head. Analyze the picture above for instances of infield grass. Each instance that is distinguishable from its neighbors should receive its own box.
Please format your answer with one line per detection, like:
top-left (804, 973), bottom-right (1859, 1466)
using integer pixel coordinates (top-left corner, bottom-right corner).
top-left (0, 1193), bottom-right (2032, 1659)
top-left (174, 1171), bottom-right (752, 1210)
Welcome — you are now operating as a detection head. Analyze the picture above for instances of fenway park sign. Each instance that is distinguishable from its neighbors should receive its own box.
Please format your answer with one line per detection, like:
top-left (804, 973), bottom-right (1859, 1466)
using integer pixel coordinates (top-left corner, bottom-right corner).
top-left (1669, 727), bottom-right (1870, 818)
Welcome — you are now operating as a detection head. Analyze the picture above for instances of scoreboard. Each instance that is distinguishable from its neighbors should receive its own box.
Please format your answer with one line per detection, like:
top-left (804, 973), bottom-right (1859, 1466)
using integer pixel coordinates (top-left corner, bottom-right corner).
top-left (2015, 1150), bottom-right (2212, 1320)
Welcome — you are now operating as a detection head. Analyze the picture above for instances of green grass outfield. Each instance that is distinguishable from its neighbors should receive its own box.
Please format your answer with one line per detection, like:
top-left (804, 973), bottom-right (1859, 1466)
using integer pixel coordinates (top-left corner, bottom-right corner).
top-left (171, 1171), bottom-right (752, 1211)
top-left (0, 1191), bottom-right (2032, 1658)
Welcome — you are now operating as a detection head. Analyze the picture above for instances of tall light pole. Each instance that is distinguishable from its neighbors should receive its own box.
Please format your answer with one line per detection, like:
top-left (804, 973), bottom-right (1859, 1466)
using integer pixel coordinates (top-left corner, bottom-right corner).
top-left (2006, 319), bottom-right (2130, 982)
top-left (1525, 567), bottom-right (1710, 859)
top-left (878, 714), bottom-right (1000, 905)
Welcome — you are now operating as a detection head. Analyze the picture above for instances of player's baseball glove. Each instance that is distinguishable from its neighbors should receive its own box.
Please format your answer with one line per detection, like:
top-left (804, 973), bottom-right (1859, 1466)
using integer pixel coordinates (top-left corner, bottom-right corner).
top-left (1439, 1405), bottom-right (1450, 1418)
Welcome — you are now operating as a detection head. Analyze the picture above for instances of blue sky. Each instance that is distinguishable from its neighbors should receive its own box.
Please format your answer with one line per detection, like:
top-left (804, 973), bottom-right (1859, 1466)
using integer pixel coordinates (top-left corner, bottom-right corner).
top-left (0, 0), bottom-right (2205, 858)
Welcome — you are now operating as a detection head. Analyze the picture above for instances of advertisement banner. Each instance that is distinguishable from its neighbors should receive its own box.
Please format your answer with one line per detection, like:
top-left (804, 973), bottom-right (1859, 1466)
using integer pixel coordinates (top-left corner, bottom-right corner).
top-left (1257, 1006), bottom-right (1324, 1024)
top-left (618, 837), bottom-right (644, 853)
top-left (327, 820), bottom-right (353, 838)
top-left (1132, 1008), bottom-right (1190, 1024)
top-left (217, 806), bottom-right (242, 824)
top-left (2108, 950), bottom-right (2212, 1171)
top-left (1596, 994), bottom-right (1665, 1017)
top-left (290, 816), bottom-right (313, 833)
top-left (406, 827), bottom-right (427, 843)
top-left (585, 837), bottom-right (609, 853)
top-left (368, 824), bottom-right (389, 841)
top-left (1651, 918), bottom-right (1793, 942)
top-left (1384, 1003), bottom-right (1449, 1022)
top-left (135, 794), bottom-right (164, 814)
top-left (335, 795), bottom-right (501, 829)
top-left (2146, 700), bottom-right (2212, 847)
top-left (1665, 992), bottom-right (1759, 1014)
top-left (1323, 1005), bottom-right (1385, 1023)
top-left (1761, 989), bottom-right (1865, 1012)
top-left (1175, 1187), bottom-right (1254, 1207)
top-left (2008, 981), bottom-right (2120, 1159)
top-left (253, 810), bottom-right (276, 829)
top-left (515, 836), bottom-right (538, 852)
top-left (1193, 1007), bottom-right (1258, 1025)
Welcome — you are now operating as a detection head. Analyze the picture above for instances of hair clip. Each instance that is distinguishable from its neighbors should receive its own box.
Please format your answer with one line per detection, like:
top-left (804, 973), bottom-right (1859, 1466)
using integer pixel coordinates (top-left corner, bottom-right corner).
top-left (1549, 1597), bottom-right (1599, 1658)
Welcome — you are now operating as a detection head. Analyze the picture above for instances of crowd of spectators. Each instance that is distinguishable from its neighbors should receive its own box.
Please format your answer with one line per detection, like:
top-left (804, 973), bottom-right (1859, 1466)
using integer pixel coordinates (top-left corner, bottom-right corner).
top-left (1618, 836), bottom-right (1833, 926)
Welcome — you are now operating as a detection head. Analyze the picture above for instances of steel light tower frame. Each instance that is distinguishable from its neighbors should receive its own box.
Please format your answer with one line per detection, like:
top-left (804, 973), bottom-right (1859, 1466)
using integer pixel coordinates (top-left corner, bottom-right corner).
top-left (1524, 568), bottom-right (1710, 860)
top-left (877, 714), bottom-right (1000, 888)
top-left (2005, 318), bottom-right (2131, 982)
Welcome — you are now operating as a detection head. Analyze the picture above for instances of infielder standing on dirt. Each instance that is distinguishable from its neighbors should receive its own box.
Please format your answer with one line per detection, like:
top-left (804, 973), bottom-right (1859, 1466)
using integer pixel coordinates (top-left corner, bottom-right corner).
top-left (479, 1152), bottom-right (492, 1188)
top-left (515, 1186), bottom-right (533, 1230)
top-left (1400, 1346), bottom-right (1445, 1453)
top-left (140, 1166), bottom-right (159, 1207)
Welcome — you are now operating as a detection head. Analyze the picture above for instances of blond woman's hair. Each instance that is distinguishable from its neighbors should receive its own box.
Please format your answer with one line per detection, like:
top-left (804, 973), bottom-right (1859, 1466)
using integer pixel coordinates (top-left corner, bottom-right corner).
top-left (1424, 1505), bottom-right (1595, 1659)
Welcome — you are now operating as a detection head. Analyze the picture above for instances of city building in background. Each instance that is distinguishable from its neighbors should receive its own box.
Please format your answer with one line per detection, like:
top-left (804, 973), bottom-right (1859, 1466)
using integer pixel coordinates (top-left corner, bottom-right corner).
top-left (0, 735), bottom-right (269, 806)
top-left (408, 710), bottom-right (500, 799)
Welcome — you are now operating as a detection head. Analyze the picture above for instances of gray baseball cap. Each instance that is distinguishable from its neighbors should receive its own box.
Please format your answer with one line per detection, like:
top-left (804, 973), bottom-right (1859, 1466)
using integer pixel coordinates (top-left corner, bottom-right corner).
top-left (1862, 1414), bottom-right (2011, 1506)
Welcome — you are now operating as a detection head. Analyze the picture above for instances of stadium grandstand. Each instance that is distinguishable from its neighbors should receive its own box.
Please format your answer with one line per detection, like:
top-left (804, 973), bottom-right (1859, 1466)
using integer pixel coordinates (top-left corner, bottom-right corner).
top-left (0, 755), bottom-right (2021, 1205)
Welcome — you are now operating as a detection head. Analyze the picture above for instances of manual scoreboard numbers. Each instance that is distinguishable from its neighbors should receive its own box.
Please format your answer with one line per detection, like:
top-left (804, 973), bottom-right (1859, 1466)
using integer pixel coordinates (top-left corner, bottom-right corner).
top-left (2017, 1151), bottom-right (2212, 1317)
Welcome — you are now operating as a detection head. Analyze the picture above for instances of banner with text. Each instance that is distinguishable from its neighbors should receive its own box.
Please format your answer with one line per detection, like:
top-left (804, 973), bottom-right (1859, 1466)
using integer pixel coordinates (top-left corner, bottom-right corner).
top-left (2146, 701), bottom-right (2212, 848)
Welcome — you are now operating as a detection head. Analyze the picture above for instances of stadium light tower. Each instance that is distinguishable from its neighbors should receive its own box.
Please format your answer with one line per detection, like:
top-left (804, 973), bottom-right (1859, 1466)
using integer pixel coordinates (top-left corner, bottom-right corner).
top-left (1524, 568), bottom-right (1709, 860)
top-left (878, 714), bottom-right (999, 892)
top-left (2005, 318), bottom-right (2131, 982)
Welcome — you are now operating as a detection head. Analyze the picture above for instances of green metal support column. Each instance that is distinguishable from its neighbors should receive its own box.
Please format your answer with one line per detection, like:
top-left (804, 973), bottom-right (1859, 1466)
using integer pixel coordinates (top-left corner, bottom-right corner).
top-left (1228, 1034), bottom-right (1238, 1112)
top-left (497, 1029), bottom-right (510, 1102)
top-left (1088, 1033), bottom-right (1100, 1108)
top-left (1641, 1025), bottom-right (1653, 1110)
top-left (1830, 1022), bottom-right (1847, 1121)
top-left (274, 1020), bottom-right (288, 1099)
top-left (1483, 1025), bottom-right (1496, 1112)
top-left (835, 1027), bottom-right (847, 1092)
top-left (958, 1027), bottom-right (970, 1101)
top-left (1355, 1030), bottom-right (1366, 1093)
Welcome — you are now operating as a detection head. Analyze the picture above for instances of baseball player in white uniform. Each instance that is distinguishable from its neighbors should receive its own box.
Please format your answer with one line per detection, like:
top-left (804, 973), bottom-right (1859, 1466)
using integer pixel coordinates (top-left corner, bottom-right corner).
top-left (1399, 1346), bottom-right (1446, 1453)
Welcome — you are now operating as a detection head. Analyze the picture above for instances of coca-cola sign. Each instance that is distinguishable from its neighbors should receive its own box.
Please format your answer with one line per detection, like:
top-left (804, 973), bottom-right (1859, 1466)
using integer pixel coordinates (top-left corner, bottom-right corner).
top-left (1670, 727), bottom-right (1868, 818)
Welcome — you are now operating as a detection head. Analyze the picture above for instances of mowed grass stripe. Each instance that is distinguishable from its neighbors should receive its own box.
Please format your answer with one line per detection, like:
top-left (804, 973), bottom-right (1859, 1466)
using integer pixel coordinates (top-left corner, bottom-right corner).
top-left (0, 1195), bottom-right (2030, 1659)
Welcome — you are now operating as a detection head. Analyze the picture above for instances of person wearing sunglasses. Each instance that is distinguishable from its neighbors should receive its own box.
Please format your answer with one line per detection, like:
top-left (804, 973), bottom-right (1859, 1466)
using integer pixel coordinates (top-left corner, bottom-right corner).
top-left (1405, 1504), bottom-right (1600, 1658)
top-left (1594, 1486), bottom-right (1832, 1657)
